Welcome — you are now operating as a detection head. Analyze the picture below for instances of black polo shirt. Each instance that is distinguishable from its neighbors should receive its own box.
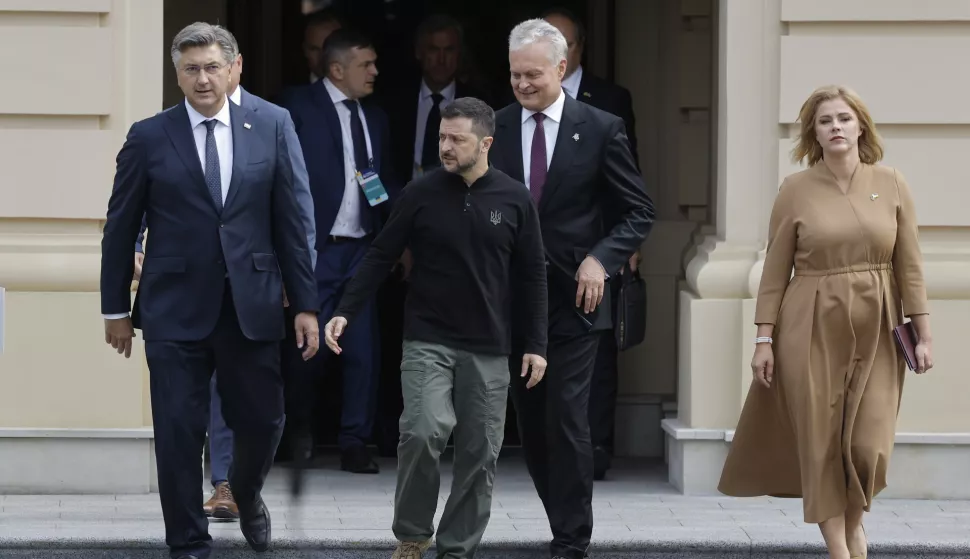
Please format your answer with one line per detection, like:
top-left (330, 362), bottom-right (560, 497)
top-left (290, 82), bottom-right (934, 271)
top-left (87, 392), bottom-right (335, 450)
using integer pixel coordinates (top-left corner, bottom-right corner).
top-left (335, 166), bottom-right (548, 357)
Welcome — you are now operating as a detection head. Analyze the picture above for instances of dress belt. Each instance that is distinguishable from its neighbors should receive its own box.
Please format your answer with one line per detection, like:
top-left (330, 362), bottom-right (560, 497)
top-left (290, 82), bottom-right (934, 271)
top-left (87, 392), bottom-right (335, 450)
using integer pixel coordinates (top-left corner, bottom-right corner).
top-left (793, 262), bottom-right (893, 277)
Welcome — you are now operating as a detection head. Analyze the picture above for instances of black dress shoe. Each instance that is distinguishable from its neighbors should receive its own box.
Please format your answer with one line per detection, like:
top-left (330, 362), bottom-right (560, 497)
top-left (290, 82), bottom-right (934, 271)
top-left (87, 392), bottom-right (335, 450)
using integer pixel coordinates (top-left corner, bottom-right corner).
top-left (340, 445), bottom-right (379, 474)
top-left (239, 497), bottom-right (271, 552)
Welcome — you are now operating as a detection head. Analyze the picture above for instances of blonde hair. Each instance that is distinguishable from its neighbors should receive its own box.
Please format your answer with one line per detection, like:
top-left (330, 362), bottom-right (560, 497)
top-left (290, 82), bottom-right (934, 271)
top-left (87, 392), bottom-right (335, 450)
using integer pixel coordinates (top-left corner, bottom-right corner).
top-left (790, 85), bottom-right (884, 166)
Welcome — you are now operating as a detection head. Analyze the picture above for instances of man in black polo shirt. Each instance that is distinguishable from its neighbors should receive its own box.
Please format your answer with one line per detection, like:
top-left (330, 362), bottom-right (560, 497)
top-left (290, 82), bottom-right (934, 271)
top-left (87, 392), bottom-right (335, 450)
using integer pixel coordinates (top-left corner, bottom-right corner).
top-left (324, 97), bottom-right (548, 559)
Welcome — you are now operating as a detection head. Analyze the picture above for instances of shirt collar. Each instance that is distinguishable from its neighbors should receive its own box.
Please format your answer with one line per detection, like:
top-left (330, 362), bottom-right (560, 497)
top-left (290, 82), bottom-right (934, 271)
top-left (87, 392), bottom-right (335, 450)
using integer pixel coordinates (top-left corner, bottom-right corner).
top-left (561, 65), bottom-right (583, 99)
top-left (185, 96), bottom-right (231, 130)
top-left (420, 79), bottom-right (456, 101)
top-left (323, 77), bottom-right (351, 105)
top-left (229, 85), bottom-right (242, 106)
top-left (521, 88), bottom-right (567, 124)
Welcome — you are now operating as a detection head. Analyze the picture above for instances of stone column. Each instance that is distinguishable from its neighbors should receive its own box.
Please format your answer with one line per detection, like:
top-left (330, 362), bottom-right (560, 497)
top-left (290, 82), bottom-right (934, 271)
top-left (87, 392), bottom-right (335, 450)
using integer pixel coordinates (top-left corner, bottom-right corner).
top-left (0, 0), bottom-right (162, 493)
top-left (664, 0), bottom-right (781, 494)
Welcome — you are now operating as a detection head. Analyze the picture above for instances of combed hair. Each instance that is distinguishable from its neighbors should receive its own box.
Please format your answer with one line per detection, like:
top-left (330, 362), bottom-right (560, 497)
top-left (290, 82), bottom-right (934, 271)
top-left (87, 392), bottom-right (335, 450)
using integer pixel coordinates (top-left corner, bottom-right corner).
top-left (441, 97), bottom-right (495, 139)
top-left (508, 18), bottom-right (568, 65)
top-left (170, 22), bottom-right (238, 68)
top-left (416, 13), bottom-right (464, 45)
top-left (321, 28), bottom-right (374, 70)
top-left (791, 85), bottom-right (884, 166)
top-left (540, 6), bottom-right (586, 45)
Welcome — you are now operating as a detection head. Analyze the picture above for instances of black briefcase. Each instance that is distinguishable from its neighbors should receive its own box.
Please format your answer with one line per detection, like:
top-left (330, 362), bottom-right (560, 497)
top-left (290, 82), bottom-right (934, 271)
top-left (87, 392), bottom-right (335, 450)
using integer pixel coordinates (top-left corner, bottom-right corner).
top-left (614, 268), bottom-right (646, 351)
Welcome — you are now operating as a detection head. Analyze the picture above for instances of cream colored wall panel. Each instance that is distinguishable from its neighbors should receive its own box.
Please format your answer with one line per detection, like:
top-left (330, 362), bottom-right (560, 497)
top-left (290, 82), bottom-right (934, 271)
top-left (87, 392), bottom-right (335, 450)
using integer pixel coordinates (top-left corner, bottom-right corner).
top-left (782, 0), bottom-right (970, 22)
top-left (896, 300), bottom-right (970, 432)
top-left (0, 130), bottom-right (114, 219)
top-left (777, 137), bottom-right (970, 227)
top-left (0, 27), bottom-right (112, 115)
top-left (0, 292), bottom-right (144, 428)
top-left (0, 0), bottom-right (109, 11)
top-left (779, 37), bottom-right (970, 125)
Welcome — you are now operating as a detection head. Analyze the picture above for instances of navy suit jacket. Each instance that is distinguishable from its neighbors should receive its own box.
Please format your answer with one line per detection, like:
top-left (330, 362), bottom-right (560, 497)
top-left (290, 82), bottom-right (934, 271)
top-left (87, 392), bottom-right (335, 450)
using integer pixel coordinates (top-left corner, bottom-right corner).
top-left (101, 99), bottom-right (318, 342)
top-left (135, 87), bottom-right (318, 269)
top-left (277, 81), bottom-right (400, 245)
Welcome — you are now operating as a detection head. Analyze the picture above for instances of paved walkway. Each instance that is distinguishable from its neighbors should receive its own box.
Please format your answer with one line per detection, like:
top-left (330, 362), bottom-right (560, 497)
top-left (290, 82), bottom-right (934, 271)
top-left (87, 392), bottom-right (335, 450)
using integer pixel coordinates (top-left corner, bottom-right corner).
top-left (1, 456), bottom-right (968, 557)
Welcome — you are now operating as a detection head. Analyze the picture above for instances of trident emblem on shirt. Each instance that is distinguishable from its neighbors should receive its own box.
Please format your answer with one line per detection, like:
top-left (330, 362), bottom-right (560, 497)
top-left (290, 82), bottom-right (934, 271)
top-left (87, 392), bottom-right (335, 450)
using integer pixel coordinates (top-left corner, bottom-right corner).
top-left (490, 210), bottom-right (502, 225)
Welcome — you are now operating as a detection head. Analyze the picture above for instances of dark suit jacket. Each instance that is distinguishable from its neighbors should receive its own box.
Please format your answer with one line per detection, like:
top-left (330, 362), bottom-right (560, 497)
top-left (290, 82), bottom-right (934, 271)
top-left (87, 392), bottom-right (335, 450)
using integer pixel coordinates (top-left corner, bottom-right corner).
top-left (490, 95), bottom-right (655, 336)
top-left (576, 71), bottom-right (639, 168)
top-left (135, 86), bottom-right (319, 269)
top-left (277, 81), bottom-right (400, 244)
top-left (100, 100), bottom-right (318, 342)
top-left (381, 77), bottom-right (491, 183)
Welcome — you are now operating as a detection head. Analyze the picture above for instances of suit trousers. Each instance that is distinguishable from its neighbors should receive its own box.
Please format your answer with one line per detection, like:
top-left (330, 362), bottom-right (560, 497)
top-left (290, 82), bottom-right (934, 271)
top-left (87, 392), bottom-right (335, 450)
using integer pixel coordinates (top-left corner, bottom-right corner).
top-left (145, 282), bottom-right (285, 559)
top-left (588, 279), bottom-right (622, 457)
top-left (314, 237), bottom-right (380, 450)
top-left (510, 331), bottom-right (600, 559)
top-left (207, 372), bottom-right (234, 487)
top-left (392, 340), bottom-right (509, 559)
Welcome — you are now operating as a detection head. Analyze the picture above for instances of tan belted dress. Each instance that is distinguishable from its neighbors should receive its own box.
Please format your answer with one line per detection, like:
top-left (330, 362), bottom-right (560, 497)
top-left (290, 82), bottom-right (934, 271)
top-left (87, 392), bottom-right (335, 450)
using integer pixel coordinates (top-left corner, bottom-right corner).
top-left (717, 163), bottom-right (929, 523)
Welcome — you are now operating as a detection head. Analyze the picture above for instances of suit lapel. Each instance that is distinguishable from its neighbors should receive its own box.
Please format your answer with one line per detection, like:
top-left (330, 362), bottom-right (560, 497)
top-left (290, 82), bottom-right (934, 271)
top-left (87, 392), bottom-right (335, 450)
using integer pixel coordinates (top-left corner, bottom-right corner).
top-left (496, 108), bottom-right (524, 184)
top-left (164, 101), bottom-right (208, 197)
top-left (223, 101), bottom-right (251, 212)
top-left (311, 81), bottom-right (345, 158)
top-left (539, 96), bottom-right (585, 211)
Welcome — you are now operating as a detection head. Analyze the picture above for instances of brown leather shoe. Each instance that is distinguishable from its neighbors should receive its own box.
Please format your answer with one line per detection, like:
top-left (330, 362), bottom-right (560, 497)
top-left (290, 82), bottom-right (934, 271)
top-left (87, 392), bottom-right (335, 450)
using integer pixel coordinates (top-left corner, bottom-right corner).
top-left (203, 482), bottom-right (239, 520)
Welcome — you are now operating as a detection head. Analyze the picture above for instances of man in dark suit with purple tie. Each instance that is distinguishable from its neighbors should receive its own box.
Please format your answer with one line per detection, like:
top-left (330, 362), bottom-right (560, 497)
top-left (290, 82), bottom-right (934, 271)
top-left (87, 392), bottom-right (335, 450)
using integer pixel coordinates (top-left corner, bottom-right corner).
top-left (489, 18), bottom-right (655, 559)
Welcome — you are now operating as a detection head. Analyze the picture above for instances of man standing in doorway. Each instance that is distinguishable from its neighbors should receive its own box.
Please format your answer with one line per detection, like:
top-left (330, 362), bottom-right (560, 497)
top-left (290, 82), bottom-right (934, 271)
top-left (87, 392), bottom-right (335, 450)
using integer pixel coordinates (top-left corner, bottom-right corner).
top-left (489, 19), bottom-right (655, 559)
top-left (278, 28), bottom-right (401, 474)
top-left (101, 22), bottom-right (319, 559)
top-left (542, 5), bottom-right (642, 480)
top-left (132, 26), bottom-right (318, 519)
top-left (324, 97), bottom-right (549, 559)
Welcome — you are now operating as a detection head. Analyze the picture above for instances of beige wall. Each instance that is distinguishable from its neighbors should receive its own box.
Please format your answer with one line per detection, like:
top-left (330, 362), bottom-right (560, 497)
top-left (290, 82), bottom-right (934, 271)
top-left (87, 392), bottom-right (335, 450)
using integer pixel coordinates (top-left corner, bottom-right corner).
top-left (0, 0), bottom-right (162, 428)
top-left (679, 0), bottom-right (970, 436)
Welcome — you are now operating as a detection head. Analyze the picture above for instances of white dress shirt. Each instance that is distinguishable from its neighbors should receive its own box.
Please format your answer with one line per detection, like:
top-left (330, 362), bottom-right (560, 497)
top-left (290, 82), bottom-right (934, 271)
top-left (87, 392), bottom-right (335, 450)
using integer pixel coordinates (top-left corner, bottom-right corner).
top-left (561, 65), bottom-right (583, 100)
top-left (186, 97), bottom-right (234, 204)
top-left (412, 80), bottom-right (456, 179)
top-left (103, 96), bottom-right (234, 320)
top-left (521, 89), bottom-right (566, 190)
top-left (323, 77), bottom-right (373, 238)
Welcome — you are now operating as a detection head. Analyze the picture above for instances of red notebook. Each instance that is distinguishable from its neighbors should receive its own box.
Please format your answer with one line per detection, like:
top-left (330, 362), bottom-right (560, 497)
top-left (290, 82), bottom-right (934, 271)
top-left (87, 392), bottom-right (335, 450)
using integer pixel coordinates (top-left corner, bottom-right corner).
top-left (893, 321), bottom-right (918, 371)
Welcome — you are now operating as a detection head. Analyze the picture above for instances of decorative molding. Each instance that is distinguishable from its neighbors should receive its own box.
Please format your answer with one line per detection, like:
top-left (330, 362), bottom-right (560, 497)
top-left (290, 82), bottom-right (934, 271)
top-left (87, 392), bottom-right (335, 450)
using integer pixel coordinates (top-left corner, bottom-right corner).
top-left (663, 419), bottom-right (970, 445)
top-left (684, 235), bottom-right (761, 299)
top-left (0, 428), bottom-right (153, 439)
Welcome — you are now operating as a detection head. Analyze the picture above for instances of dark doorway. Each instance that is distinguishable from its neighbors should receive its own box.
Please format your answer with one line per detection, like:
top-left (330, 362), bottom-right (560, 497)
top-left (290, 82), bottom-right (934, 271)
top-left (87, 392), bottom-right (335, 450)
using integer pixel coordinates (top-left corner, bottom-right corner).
top-left (224, 0), bottom-right (611, 452)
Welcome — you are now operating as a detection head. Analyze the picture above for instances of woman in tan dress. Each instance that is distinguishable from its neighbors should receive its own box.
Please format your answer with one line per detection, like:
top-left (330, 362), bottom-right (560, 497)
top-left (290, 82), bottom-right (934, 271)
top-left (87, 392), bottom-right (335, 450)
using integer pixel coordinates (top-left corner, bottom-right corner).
top-left (717, 85), bottom-right (935, 559)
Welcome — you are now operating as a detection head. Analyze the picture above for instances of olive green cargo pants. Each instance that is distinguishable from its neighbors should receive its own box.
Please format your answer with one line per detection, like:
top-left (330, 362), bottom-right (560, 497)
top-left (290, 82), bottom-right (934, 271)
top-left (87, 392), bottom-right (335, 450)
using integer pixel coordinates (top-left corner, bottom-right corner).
top-left (392, 339), bottom-right (510, 559)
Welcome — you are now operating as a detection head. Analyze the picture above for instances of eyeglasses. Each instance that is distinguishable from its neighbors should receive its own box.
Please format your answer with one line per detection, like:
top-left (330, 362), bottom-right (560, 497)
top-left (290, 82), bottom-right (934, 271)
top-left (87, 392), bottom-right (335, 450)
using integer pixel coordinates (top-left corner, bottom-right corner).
top-left (181, 62), bottom-right (229, 77)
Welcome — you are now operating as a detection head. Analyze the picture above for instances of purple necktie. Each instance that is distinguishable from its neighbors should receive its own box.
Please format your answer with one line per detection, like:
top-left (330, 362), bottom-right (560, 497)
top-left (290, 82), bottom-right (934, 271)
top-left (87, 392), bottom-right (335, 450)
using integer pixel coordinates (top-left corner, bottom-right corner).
top-left (530, 113), bottom-right (547, 203)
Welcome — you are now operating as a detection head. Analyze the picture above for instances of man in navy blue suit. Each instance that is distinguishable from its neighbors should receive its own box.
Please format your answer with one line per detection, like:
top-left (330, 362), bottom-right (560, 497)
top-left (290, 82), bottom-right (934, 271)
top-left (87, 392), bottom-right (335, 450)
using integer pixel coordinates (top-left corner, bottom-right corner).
top-left (277, 28), bottom-right (400, 475)
top-left (101, 22), bottom-right (319, 559)
top-left (132, 34), bottom-right (318, 520)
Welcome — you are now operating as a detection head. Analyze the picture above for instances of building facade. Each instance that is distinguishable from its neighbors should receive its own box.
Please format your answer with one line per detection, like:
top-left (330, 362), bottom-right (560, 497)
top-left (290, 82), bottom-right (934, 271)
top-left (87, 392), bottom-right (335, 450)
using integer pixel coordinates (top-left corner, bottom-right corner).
top-left (0, 0), bottom-right (965, 497)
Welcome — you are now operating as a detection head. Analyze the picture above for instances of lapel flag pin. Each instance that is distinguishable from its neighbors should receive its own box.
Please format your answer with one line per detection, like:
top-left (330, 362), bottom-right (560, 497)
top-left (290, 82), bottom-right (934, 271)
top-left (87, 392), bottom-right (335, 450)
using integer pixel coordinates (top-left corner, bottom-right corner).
top-left (870, 193), bottom-right (879, 200)
top-left (243, 122), bottom-right (251, 129)
top-left (582, 91), bottom-right (591, 98)
top-left (573, 133), bottom-right (580, 141)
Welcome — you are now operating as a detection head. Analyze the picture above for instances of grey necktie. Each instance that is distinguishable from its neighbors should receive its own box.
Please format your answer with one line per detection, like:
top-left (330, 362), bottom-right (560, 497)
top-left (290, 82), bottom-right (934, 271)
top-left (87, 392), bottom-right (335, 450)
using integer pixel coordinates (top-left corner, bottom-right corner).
top-left (204, 119), bottom-right (223, 213)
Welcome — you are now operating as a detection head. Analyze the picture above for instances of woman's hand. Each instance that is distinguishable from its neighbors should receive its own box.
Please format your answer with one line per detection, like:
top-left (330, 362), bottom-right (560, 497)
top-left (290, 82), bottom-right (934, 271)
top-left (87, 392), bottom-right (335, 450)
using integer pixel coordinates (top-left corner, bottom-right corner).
top-left (915, 339), bottom-right (934, 374)
top-left (751, 343), bottom-right (775, 388)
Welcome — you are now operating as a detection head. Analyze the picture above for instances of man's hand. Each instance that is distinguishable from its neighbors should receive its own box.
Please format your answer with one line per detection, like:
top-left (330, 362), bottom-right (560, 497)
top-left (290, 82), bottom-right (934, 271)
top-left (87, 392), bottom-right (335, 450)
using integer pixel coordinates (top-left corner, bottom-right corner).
top-left (133, 252), bottom-right (144, 282)
top-left (104, 317), bottom-right (136, 358)
top-left (293, 312), bottom-right (319, 361)
top-left (520, 353), bottom-right (547, 389)
top-left (575, 256), bottom-right (606, 314)
top-left (628, 250), bottom-right (640, 273)
top-left (324, 316), bottom-right (348, 355)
